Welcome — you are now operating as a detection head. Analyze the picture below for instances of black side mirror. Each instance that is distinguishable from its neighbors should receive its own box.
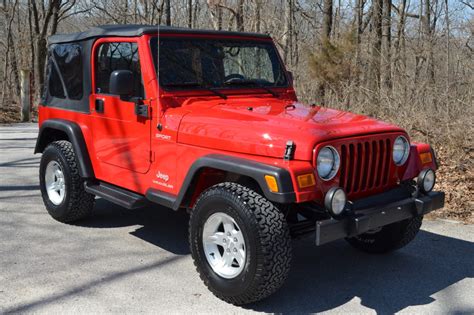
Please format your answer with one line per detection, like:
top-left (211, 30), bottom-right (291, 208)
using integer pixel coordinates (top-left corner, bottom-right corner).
top-left (287, 71), bottom-right (294, 86)
top-left (109, 70), bottom-right (133, 100)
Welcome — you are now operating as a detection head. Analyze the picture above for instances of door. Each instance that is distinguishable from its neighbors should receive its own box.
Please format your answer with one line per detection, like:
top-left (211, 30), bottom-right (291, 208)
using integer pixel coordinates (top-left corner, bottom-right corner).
top-left (91, 39), bottom-right (151, 174)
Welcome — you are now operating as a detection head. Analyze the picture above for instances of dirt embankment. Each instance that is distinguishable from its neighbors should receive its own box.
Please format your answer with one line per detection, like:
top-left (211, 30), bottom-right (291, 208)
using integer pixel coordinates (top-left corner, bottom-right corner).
top-left (428, 147), bottom-right (474, 224)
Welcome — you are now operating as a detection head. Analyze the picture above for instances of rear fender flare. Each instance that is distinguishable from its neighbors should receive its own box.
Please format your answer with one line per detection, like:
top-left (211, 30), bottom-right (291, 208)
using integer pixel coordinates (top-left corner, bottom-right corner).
top-left (35, 119), bottom-right (94, 178)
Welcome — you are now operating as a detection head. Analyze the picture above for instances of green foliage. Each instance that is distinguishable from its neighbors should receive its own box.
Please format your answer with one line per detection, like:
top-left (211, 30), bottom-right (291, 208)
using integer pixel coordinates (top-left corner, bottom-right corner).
top-left (309, 30), bottom-right (358, 91)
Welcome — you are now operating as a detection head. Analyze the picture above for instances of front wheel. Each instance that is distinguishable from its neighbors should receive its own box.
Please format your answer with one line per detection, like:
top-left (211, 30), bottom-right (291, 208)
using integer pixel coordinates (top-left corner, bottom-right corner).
top-left (189, 182), bottom-right (292, 305)
top-left (345, 216), bottom-right (423, 254)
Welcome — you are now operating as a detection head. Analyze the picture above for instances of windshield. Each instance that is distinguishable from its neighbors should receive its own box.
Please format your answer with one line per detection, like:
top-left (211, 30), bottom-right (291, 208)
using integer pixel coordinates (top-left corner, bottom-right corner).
top-left (150, 37), bottom-right (288, 90)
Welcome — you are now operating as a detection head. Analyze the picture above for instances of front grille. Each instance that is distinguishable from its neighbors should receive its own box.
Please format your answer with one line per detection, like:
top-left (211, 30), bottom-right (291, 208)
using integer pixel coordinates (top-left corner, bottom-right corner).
top-left (339, 139), bottom-right (392, 194)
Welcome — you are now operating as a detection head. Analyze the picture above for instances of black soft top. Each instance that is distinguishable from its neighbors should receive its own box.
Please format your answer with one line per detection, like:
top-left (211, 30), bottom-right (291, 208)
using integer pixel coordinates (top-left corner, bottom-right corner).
top-left (48, 24), bottom-right (271, 44)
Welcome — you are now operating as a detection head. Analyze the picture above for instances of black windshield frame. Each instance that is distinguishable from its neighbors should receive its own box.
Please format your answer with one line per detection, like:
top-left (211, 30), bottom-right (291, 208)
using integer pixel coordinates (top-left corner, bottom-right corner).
top-left (150, 36), bottom-right (289, 91)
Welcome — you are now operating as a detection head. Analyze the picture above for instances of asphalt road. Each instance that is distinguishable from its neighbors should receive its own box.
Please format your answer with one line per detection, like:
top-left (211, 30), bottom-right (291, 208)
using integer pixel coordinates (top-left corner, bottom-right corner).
top-left (1, 123), bottom-right (473, 314)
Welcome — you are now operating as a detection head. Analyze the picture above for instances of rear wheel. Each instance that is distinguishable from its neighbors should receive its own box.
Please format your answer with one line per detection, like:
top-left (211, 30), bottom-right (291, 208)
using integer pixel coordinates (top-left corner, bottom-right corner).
top-left (189, 182), bottom-right (292, 305)
top-left (39, 141), bottom-right (95, 223)
top-left (345, 216), bottom-right (423, 254)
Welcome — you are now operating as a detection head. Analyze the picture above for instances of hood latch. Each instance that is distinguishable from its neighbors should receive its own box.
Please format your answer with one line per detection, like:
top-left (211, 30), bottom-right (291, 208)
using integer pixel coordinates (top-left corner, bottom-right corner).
top-left (284, 141), bottom-right (296, 161)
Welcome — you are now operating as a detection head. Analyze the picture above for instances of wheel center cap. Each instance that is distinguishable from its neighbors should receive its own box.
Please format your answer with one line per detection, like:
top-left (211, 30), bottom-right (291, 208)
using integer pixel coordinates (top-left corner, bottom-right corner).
top-left (225, 235), bottom-right (238, 251)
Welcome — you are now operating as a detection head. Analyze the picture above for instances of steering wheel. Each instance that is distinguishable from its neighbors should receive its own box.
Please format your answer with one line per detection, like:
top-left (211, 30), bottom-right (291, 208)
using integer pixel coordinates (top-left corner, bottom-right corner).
top-left (224, 74), bottom-right (246, 84)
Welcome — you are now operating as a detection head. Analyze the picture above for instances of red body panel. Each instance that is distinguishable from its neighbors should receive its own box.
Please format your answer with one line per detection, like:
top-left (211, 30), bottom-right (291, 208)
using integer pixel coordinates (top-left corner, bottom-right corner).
top-left (177, 100), bottom-right (405, 161)
top-left (38, 32), bottom-right (436, 205)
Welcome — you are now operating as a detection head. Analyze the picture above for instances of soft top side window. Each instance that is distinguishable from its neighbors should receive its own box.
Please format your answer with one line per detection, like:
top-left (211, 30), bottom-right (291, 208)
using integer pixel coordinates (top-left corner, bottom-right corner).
top-left (94, 42), bottom-right (144, 97)
top-left (47, 43), bottom-right (83, 100)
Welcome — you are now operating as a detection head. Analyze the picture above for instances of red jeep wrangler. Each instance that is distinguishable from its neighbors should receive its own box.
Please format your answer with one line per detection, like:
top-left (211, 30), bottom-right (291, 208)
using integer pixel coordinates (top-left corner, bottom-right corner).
top-left (35, 25), bottom-right (444, 305)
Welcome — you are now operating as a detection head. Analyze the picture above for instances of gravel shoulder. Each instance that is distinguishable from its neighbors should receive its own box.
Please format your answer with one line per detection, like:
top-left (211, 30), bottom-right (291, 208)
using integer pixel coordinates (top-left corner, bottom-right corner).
top-left (1, 123), bottom-right (473, 314)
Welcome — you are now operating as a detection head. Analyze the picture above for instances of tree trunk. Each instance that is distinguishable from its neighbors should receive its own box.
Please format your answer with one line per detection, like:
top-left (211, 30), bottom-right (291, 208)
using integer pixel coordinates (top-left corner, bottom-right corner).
top-left (369, 0), bottom-right (383, 103)
top-left (236, 0), bottom-right (244, 32)
top-left (188, 0), bottom-right (193, 28)
top-left (322, 0), bottom-right (333, 39)
top-left (207, 0), bottom-right (222, 30)
top-left (21, 70), bottom-right (31, 122)
top-left (28, 0), bottom-right (36, 97)
top-left (30, 0), bottom-right (58, 103)
top-left (255, 0), bottom-right (261, 32)
top-left (354, 0), bottom-right (363, 90)
top-left (394, 0), bottom-right (406, 60)
top-left (50, 0), bottom-right (60, 35)
top-left (10, 0), bottom-right (21, 100)
top-left (217, 5), bottom-right (222, 30)
top-left (444, 0), bottom-right (450, 95)
top-left (8, 32), bottom-right (21, 100)
top-left (34, 37), bottom-right (47, 101)
top-left (165, 0), bottom-right (171, 26)
top-left (382, 0), bottom-right (392, 91)
top-left (283, 0), bottom-right (294, 64)
top-left (317, 0), bottom-right (333, 104)
top-left (423, 0), bottom-right (435, 82)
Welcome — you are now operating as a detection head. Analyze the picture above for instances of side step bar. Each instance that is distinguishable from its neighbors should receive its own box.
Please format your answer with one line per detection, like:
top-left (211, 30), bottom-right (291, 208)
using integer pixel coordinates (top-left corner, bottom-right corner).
top-left (84, 181), bottom-right (149, 209)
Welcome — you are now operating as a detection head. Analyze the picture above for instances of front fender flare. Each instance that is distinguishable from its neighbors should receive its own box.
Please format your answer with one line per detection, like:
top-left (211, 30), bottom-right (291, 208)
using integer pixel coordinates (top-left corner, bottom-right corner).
top-left (146, 154), bottom-right (296, 210)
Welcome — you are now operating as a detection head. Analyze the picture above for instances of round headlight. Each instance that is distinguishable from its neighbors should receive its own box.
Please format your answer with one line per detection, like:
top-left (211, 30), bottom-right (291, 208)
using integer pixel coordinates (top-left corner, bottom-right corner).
top-left (393, 136), bottom-right (410, 165)
top-left (417, 169), bottom-right (436, 193)
top-left (317, 146), bottom-right (340, 180)
top-left (324, 187), bottom-right (347, 216)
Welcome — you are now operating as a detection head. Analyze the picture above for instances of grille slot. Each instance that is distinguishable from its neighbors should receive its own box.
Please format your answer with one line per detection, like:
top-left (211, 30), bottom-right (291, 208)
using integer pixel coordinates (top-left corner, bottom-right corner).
top-left (339, 139), bottom-right (392, 194)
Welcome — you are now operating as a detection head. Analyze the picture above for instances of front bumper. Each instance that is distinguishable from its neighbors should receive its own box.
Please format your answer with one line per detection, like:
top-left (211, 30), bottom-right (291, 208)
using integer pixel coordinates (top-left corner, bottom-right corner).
top-left (315, 190), bottom-right (445, 246)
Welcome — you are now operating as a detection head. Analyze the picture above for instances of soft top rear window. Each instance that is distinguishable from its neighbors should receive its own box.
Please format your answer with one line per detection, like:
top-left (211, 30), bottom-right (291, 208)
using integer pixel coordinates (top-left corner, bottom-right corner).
top-left (47, 43), bottom-right (83, 100)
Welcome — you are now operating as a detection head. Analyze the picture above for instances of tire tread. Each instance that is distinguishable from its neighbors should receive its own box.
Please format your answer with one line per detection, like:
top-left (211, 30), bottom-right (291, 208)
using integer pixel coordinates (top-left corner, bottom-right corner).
top-left (41, 140), bottom-right (94, 222)
top-left (190, 182), bottom-right (292, 305)
top-left (346, 215), bottom-right (423, 254)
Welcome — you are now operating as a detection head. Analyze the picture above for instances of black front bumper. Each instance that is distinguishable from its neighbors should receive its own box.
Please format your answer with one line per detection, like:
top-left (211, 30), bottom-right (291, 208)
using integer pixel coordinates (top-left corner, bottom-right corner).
top-left (315, 191), bottom-right (445, 246)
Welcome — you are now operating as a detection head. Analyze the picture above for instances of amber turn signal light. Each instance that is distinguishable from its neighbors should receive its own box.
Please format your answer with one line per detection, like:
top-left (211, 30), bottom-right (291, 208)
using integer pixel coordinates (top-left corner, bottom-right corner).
top-left (297, 173), bottom-right (316, 189)
top-left (264, 175), bottom-right (279, 193)
top-left (420, 152), bottom-right (432, 164)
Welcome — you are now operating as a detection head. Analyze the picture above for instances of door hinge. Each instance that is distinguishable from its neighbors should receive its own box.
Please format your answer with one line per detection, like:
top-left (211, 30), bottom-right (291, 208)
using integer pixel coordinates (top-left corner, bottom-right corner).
top-left (135, 104), bottom-right (149, 118)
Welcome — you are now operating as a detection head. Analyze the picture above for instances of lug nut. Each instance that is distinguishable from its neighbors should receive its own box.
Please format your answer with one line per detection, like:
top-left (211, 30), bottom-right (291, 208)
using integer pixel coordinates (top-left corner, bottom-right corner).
top-left (226, 248), bottom-right (230, 253)
top-left (233, 248), bottom-right (237, 252)
top-left (233, 238), bottom-right (238, 242)
top-left (223, 239), bottom-right (226, 243)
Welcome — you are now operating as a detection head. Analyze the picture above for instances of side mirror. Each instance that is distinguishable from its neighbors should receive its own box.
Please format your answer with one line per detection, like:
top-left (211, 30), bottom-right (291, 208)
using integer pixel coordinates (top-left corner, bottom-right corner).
top-left (109, 70), bottom-right (133, 100)
top-left (287, 71), bottom-right (294, 86)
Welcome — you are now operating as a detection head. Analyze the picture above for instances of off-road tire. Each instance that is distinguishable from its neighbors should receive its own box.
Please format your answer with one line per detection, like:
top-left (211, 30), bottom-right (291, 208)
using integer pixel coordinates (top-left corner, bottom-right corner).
top-left (345, 215), bottom-right (423, 254)
top-left (189, 182), bottom-right (292, 305)
top-left (39, 140), bottom-right (95, 223)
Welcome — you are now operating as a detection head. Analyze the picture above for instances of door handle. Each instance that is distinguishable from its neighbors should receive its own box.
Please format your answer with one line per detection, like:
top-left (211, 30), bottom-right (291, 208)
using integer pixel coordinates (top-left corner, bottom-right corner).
top-left (95, 99), bottom-right (104, 113)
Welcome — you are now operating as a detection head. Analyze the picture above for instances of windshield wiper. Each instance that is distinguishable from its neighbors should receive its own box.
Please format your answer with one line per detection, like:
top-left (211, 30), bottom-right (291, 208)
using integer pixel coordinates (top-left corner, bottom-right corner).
top-left (223, 80), bottom-right (279, 98)
top-left (162, 82), bottom-right (227, 99)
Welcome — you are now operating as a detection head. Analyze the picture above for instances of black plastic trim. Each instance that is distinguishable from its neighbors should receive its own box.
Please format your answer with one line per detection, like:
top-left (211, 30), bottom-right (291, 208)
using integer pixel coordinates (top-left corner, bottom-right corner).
top-left (146, 190), bottom-right (177, 209)
top-left (35, 119), bottom-right (94, 178)
top-left (146, 154), bottom-right (296, 210)
top-left (315, 191), bottom-right (445, 246)
top-left (85, 181), bottom-right (148, 209)
top-left (430, 147), bottom-right (439, 169)
top-left (49, 24), bottom-right (271, 44)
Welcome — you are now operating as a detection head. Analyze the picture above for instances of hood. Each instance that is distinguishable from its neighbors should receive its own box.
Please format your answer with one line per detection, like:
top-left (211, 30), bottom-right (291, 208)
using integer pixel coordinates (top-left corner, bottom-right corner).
top-left (177, 98), bottom-right (405, 161)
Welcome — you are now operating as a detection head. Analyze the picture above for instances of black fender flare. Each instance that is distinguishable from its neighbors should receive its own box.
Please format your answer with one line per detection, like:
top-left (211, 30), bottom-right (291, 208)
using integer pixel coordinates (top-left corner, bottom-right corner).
top-left (35, 119), bottom-right (94, 178)
top-left (146, 154), bottom-right (296, 210)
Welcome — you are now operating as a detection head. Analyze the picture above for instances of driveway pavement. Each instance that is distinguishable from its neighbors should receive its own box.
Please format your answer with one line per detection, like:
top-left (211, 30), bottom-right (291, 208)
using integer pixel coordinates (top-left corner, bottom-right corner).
top-left (1, 123), bottom-right (473, 314)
